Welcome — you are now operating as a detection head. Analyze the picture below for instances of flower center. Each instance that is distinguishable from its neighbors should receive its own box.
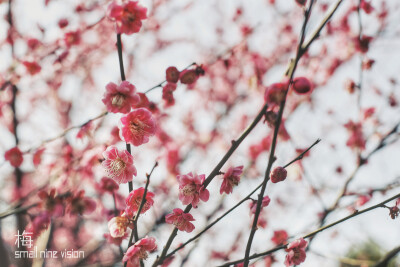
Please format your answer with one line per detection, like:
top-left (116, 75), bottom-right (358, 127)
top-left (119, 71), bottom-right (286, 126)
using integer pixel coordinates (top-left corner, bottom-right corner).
top-left (129, 120), bottom-right (146, 135)
top-left (127, 13), bottom-right (136, 22)
top-left (109, 158), bottom-right (126, 177)
top-left (116, 216), bottom-right (129, 228)
top-left (293, 249), bottom-right (301, 260)
top-left (112, 93), bottom-right (126, 107)
top-left (174, 218), bottom-right (185, 228)
top-left (228, 177), bottom-right (239, 187)
top-left (137, 248), bottom-right (148, 260)
top-left (182, 184), bottom-right (196, 196)
top-left (123, 10), bottom-right (136, 23)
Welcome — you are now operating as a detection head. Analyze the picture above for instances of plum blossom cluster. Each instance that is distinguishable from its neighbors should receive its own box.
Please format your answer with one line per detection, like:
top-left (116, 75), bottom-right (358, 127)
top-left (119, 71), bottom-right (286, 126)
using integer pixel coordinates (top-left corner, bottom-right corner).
top-left (107, 187), bottom-right (155, 236)
top-left (344, 120), bottom-right (366, 151)
top-left (271, 230), bottom-right (289, 245)
top-left (119, 108), bottom-right (157, 146)
top-left (162, 65), bottom-right (205, 107)
top-left (250, 196), bottom-right (271, 214)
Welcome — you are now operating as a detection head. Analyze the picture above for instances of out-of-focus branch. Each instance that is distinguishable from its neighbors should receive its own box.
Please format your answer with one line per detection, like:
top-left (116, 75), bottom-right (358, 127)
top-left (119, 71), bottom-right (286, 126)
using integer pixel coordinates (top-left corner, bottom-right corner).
top-left (372, 246), bottom-right (400, 267)
top-left (25, 111), bottom-right (108, 153)
top-left (0, 203), bottom-right (39, 220)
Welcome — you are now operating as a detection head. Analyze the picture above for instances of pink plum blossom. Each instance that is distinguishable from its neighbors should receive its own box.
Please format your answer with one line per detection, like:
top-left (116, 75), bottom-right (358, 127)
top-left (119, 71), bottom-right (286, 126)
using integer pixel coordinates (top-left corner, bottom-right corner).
top-left (125, 187), bottom-right (155, 216)
top-left (102, 81), bottom-right (140, 114)
top-left (108, 215), bottom-right (130, 238)
top-left (250, 196), bottom-right (271, 214)
top-left (165, 208), bottom-right (195, 233)
top-left (177, 172), bottom-right (209, 208)
top-left (119, 108), bottom-right (157, 146)
top-left (284, 238), bottom-right (308, 266)
top-left (102, 146), bottom-right (137, 184)
top-left (271, 230), bottom-right (288, 245)
top-left (123, 236), bottom-right (157, 266)
top-left (270, 166), bottom-right (287, 183)
top-left (4, 147), bottom-right (23, 167)
top-left (220, 166), bottom-right (243, 194)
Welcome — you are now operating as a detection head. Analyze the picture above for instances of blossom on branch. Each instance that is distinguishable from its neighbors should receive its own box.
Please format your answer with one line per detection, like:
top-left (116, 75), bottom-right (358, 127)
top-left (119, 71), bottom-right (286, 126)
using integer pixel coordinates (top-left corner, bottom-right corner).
top-left (123, 236), bottom-right (157, 266)
top-left (119, 108), bottom-right (157, 146)
top-left (125, 187), bottom-right (155, 216)
top-left (107, 1), bottom-right (147, 35)
top-left (177, 172), bottom-right (209, 208)
top-left (108, 214), bottom-right (130, 238)
top-left (250, 196), bottom-right (271, 214)
top-left (292, 77), bottom-right (313, 94)
top-left (264, 82), bottom-right (287, 107)
top-left (162, 82), bottom-right (177, 107)
top-left (102, 146), bottom-right (137, 184)
top-left (270, 166), bottom-right (287, 183)
top-left (4, 147), bottom-right (23, 167)
top-left (284, 238), bottom-right (308, 266)
top-left (165, 208), bottom-right (195, 233)
top-left (166, 66), bottom-right (180, 83)
top-left (102, 81), bottom-right (140, 114)
top-left (220, 165), bottom-right (244, 194)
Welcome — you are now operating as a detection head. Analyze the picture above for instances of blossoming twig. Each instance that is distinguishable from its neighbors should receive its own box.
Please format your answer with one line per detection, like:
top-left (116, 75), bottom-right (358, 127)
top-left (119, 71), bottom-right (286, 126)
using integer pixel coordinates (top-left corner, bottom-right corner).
top-left (124, 162), bottom-right (158, 267)
top-left (164, 139), bottom-right (320, 259)
top-left (243, 0), bottom-right (318, 265)
top-left (152, 103), bottom-right (270, 266)
top-left (219, 192), bottom-right (400, 266)
top-left (312, 120), bottom-right (400, 245)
